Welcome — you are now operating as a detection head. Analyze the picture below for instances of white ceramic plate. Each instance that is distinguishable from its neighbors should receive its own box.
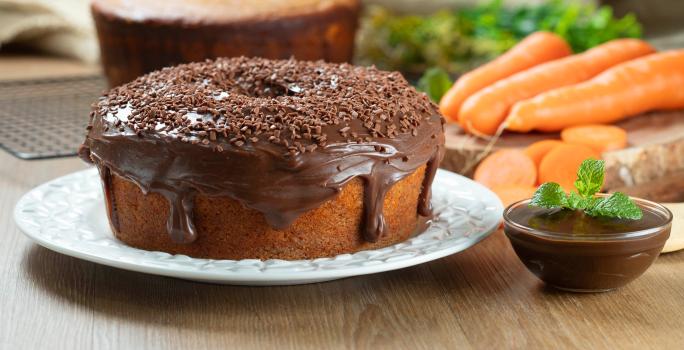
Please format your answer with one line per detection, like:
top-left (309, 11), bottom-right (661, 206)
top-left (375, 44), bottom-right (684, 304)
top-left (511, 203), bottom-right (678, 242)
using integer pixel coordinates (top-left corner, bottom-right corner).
top-left (14, 168), bottom-right (503, 285)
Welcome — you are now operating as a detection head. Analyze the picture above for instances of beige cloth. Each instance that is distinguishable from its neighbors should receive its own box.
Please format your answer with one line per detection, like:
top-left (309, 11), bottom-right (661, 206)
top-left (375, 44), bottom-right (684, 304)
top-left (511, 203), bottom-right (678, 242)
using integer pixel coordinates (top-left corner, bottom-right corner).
top-left (662, 203), bottom-right (684, 253)
top-left (0, 0), bottom-right (97, 62)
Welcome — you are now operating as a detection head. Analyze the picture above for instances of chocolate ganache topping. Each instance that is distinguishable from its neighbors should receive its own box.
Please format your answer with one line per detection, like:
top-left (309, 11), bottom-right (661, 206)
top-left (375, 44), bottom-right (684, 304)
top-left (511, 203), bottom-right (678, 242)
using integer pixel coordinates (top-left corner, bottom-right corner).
top-left (80, 57), bottom-right (445, 244)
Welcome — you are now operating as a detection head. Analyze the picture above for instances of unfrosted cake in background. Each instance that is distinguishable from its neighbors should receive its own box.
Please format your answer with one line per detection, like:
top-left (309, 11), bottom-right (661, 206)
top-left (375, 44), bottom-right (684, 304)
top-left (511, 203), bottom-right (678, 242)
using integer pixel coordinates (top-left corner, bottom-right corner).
top-left (79, 57), bottom-right (445, 260)
top-left (91, 0), bottom-right (360, 87)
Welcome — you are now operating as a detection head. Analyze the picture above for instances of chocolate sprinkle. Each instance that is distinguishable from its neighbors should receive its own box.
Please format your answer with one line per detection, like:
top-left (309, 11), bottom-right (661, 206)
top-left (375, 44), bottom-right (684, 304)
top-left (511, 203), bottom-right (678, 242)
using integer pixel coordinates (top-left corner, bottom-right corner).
top-left (92, 57), bottom-right (436, 155)
top-left (81, 57), bottom-right (445, 246)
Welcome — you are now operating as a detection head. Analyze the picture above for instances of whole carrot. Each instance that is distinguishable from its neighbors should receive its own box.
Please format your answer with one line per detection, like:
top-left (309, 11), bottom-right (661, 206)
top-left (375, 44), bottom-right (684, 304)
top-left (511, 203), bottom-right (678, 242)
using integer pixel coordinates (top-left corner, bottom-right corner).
top-left (459, 38), bottom-right (655, 135)
top-left (438, 32), bottom-right (572, 123)
top-left (506, 50), bottom-right (684, 132)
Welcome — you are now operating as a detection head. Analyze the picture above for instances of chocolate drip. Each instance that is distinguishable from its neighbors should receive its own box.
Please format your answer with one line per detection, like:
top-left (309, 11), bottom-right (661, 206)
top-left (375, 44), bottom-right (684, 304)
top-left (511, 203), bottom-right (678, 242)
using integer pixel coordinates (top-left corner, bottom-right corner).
top-left (160, 189), bottom-right (197, 243)
top-left (84, 135), bottom-right (443, 243)
top-left (80, 57), bottom-right (446, 244)
top-left (361, 175), bottom-right (387, 242)
top-left (359, 173), bottom-right (390, 242)
top-left (97, 165), bottom-right (120, 233)
top-left (418, 155), bottom-right (440, 217)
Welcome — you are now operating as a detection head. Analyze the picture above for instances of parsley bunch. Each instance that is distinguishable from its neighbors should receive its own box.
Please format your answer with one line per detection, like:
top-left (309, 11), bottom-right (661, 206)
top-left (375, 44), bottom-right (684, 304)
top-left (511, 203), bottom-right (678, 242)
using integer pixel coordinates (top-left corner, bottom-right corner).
top-left (530, 159), bottom-right (643, 220)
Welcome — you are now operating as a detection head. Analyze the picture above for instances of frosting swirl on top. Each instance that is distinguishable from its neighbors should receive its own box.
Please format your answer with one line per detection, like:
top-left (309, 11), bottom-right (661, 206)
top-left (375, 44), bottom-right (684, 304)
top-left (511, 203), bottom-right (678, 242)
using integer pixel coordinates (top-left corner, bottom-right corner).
top-left (81, 57), bottom-right (445, 244)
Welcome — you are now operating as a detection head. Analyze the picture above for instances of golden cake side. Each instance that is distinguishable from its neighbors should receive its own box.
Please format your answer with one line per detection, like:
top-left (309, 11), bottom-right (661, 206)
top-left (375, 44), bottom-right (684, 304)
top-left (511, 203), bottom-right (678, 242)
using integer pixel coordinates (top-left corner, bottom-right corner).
top-left (106, 166), bottom-right (426, 260)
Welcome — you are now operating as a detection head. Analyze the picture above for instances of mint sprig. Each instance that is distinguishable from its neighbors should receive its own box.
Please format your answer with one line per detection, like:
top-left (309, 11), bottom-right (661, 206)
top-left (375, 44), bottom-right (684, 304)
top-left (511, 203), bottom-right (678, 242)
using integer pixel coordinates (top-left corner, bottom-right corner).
top-left (531, 183), bottom-right (567, 208)
top-left (585, 192), bottom-right (643, 219)
top-left (574, 158), bottom-right (604, 197)
top-left (529, 159), bottom-right (643, 220)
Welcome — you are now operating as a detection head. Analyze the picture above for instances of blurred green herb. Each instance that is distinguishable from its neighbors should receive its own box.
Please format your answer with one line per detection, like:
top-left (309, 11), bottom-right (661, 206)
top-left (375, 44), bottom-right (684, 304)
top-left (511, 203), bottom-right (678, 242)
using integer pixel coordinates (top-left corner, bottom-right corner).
top-left (356, 0), bottom-right (642, 78)
top-left (417, 67), bottom-right (452, 102)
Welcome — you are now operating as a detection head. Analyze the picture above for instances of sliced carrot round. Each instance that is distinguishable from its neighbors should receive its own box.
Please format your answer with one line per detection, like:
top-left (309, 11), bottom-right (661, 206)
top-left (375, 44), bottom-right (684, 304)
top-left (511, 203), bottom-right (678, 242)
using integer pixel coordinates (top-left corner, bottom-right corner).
top-left (523, 139), bottom-right (564, 167)
top-left (491, 185), bottom-right (537, 208)
top-left (539, 144), bottom-right (599, 192)
top-left (474, 149), bottom-right (537, 188)
top-left (561, 124), bottom-right (628, 154)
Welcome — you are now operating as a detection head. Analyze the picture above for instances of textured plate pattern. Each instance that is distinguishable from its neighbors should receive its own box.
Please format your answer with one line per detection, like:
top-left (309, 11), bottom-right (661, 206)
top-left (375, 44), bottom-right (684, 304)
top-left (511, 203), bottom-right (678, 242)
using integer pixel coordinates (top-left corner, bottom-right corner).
top-left (14, 168), bottom-right (503, 285)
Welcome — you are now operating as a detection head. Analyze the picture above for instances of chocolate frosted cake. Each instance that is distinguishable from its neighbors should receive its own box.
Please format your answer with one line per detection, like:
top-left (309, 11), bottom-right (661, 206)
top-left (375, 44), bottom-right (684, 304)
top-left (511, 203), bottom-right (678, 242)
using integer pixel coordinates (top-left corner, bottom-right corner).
top-left (79, 57), bottom-right (445, 260)
top-left (92, 0), bottom-right (361, 87)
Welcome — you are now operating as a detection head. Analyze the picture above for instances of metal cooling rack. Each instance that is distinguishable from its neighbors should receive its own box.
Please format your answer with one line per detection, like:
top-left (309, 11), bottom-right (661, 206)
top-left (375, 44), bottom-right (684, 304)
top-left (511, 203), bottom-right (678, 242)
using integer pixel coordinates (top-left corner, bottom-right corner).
top-left (0, 75), bottom-right (106, 160)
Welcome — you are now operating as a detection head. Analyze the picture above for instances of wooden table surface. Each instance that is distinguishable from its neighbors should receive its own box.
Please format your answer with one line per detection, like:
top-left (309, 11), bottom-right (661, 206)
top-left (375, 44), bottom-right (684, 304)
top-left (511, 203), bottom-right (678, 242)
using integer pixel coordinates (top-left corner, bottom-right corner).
top-left (2, 56), bottom-right (684, 350)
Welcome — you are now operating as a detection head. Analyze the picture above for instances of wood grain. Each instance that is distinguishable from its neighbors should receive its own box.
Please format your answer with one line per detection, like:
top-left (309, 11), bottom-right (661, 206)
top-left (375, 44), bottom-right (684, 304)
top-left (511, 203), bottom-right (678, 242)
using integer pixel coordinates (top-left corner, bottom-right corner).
top-left (2, 55), bottom-right (684, 350)
top-left (441, 111), bottom-right (684, 192)
top-left (613, 170), bottom-right (684, 203)
top-left (2, 142), bottom-right (684, 350)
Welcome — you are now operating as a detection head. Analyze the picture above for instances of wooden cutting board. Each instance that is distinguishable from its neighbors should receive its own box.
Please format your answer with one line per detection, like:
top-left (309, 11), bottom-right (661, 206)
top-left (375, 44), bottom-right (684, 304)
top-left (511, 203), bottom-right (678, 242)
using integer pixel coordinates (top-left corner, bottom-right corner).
top-left (440, 110), bottom-right (684, 193)
top-left (439, 110), bottom-right (684, 253)
top-left (615, 176), bottom-right (684, 254)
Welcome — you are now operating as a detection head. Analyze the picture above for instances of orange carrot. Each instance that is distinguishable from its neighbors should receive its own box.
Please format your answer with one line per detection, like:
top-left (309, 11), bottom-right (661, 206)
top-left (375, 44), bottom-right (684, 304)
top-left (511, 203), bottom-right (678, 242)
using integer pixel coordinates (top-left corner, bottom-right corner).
top-left (561, 125), bottom-right (628, 154)
top-left (507, 50), bottom-right (684, 132)
top-left (538, 144), bottom-right (599, 192)
top-left (474, 149), bottom-right (537, 188)
top-left (460, 38), bottom-right (655, 135)
top-left (523, 140), bottom-right (565, 168)
top-left (438, 32), bottom-right (571, 123)
top-left (491, 185), bottom-right (537, 208)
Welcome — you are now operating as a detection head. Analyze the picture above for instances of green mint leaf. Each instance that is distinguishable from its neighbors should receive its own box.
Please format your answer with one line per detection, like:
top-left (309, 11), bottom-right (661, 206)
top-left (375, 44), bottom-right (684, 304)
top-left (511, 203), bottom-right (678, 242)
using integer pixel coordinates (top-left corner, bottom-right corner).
top-left (585, 192), bottom-right (643, 220)
top-left (566, 191), bottom-right (597, 210)
top-left (574, 159), bottom-right (604, 198)
top-left (530, 182), bottom-right (567, 209)
top-left (417, 67), bottom-right (453, 102)
top-left (529, 157), bottom-right (643, 220)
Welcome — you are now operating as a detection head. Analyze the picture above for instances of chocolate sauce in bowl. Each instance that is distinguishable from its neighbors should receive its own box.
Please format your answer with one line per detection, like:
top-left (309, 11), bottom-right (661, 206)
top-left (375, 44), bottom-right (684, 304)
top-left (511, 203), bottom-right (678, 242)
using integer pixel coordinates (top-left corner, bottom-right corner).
top-left (508, 206), bottom-right (666, 236)
top-left (504, 200), bottom-right (672, 292)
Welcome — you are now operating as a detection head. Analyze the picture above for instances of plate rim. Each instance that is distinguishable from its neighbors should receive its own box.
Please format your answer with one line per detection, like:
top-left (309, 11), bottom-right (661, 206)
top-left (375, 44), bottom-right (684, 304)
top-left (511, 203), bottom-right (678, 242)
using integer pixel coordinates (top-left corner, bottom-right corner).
top-left (14, 167), bottom-right (503, 283)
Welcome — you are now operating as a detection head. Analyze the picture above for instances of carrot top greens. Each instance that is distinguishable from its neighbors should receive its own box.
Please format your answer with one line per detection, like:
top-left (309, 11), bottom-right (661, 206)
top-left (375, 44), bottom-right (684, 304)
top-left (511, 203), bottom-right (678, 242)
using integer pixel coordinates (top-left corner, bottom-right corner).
top-left (530, 159), bottom-right (643, 220)
top-left (358, 0), bottom-right (643, 98)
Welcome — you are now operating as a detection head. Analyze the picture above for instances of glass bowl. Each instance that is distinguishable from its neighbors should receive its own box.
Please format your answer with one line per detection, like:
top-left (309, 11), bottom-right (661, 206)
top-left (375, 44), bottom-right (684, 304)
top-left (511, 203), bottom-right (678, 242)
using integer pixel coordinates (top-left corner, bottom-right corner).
top-left (503, 195), bottom-right (672, 292)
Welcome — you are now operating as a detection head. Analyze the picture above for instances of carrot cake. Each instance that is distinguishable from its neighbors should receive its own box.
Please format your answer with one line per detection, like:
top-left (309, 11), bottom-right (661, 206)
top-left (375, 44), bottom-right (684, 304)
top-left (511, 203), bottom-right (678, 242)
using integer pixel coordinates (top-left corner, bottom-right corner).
top-left (79, 57), bottom-right (445, 260)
